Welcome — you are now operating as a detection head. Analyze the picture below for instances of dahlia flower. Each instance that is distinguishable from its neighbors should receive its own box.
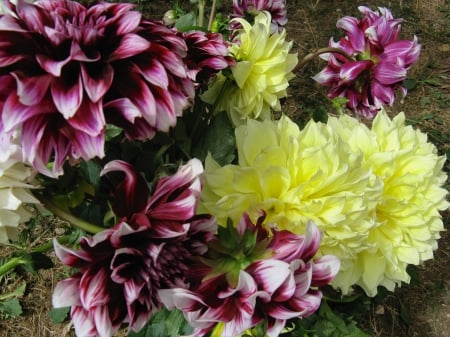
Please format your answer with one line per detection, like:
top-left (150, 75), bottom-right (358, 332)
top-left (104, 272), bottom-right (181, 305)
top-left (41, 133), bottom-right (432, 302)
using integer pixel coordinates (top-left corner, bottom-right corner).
top-left (180, 30), bottom-right (235, 85)
top-left (160, 214), bottom-right (339, 337)
top-left (313, 6), bottom-right (421, 118)
top-left (231, 0), bottom-right (288, 33)
top-left (327, 111), bottom-right (449, 296)
top-left (53, 159), bottom-right (216, 337)
top-left (201, 12), bottom-right (298, 125)
top-left (0, 0), bottom-right (195, 177)
top-left (200, 115), bottom-right (381, 288)
top-left (0, 132), bottom-right (39, 244)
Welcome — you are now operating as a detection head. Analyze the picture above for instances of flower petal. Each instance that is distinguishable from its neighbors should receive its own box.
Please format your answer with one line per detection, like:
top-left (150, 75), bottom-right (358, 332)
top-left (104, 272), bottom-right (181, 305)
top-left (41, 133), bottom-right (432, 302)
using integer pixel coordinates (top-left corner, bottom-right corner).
top-left (12, 72), bottom-right (52, 106)
top-left (81, 63), bottom-right (114, 103)
top-left (51, 74), bottom-right (83, 119)
top-left (101, 160), bottom-right (150, 218)
top-left (339, 60), bottom-right (373, 83)
top-left (108, 33), bottom-right (151, 61)
top-left (52, 277), bottom-right (82, 308)
top-left (311, 255), bottom-right (341, 287)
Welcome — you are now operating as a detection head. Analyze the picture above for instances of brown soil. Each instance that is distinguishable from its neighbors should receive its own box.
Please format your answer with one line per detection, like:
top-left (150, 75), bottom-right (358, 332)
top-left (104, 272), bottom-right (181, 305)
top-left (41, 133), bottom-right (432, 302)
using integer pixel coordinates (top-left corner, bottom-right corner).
top-left (0, 1), bottom-right (449, 337)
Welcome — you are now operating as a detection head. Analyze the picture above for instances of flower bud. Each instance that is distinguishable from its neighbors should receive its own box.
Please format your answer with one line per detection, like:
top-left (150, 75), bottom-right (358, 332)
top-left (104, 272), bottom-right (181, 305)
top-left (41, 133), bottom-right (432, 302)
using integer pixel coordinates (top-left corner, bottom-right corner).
top-left (163, 9), bottom-right (177, 26)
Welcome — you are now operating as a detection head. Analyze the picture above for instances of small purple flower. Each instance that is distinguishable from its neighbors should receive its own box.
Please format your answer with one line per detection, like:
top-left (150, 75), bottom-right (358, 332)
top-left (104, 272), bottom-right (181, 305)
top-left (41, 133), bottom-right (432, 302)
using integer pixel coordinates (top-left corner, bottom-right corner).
top-left (159, 213), bottom-right (340, 337)
top-left (230, 0), bottom-right (288, 33)
top-left (0, 0), bottom-right (195, 176)
top-left (179, 30), bottom-right (235, 85)
top-left (313, 6), bottom-right (420, 118)
top-left (52, 159), bottom-right (216, 337)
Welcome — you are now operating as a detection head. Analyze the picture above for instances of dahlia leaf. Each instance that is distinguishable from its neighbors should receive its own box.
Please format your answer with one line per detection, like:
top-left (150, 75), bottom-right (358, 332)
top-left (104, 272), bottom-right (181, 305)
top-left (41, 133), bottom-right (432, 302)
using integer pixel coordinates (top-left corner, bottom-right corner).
top-left (175, 12), bottom-right (197, 31)
top-left (0, 298), bottom-right (22, 318)
top-left (80, 160), bottom-right (102, 190)
top-left (315, 301), bottom-right (371, 337)
top-left (0, 283), bottom-right (26, 301)
top-left (20, 252), bottom-right (53, 272)
top-left (192, 111), bottom-right (236, 165)
top-left (48, 306), bottom-right (70, 324)
top-left (128, 309), bottom-right (192, 337)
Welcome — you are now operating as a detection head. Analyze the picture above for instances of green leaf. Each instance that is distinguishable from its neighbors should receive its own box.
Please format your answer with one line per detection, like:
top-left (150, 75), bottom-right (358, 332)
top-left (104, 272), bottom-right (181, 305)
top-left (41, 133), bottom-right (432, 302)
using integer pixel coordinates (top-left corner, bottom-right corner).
top-left (289, 301), bottom-right (371, 337)
top-left (128, 309), bottom-right (192, 337)
top-left (21, 252), bottom-right (53, 272)
top-left (175, 12), bottom-right (197, 30)
top-left (398, 300), bottom-right (412, 325)
top-left (403, 78), bottom-right (417, 90)
top-left (312, 106), bottom-right (329, 123)
top-left (105, 124), bottom-right (123, 140)
top-left (49, 307), bottom-right (70, 324)
top-left (192, 112), bottom-right (236, 165)
top-left (172, 118), bottom-right (192, 159)
top-left (166, 309), bottom-right (192, 337)
top-left (313, 301), bottom-right (371, 337)
top-left (423, 77), bottom-right (441, 86)
top-left (0, 282), bottom-right (26, 301)
top-left (0, 298), bottom-right (23, 317)
top-left (80, 160), bottom-right (102, 190)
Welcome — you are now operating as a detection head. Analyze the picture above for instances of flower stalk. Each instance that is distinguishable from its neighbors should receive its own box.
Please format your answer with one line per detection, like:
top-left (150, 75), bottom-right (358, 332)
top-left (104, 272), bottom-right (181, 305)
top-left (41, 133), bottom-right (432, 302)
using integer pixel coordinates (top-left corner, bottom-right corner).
top-left (0, 235), bottom-right (73, 278)
top-left (0, 257), bottom-right (24, 278)
top-left (295, 47), bottom-right (354, 72)
top-left (36, 195), bottom-right (104, 234)
top-left (198, 0), bottom-right (206, 27)
top-left (207, 0), bottom-right (218, 31)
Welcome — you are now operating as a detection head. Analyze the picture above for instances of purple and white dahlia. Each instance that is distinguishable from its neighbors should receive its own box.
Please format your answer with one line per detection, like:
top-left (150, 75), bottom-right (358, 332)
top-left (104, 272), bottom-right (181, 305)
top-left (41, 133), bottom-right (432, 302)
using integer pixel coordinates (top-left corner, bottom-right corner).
top-left (0, 0), bottom-right (195, 176)
top-left (180, 30), bottom-right (235, 85)
top-left (160, 213), bottom-right (340, 337)
top-left (52, 159), bottom-right (216, 337)
top-left (313, 6), bottom-right (420, 118)
top-left (230, 0), bottom-right (288, 33)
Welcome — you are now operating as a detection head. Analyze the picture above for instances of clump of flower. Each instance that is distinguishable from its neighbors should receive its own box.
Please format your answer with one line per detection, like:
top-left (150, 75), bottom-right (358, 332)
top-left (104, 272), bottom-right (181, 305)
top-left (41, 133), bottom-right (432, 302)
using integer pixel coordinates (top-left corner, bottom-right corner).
top-left (52, 159), bottom-right (217, 337)
top-left (160, 213), bottom-right (340, 337)
top-left (200, 115), bottom-right (382, 292)
top-left (326, 111), bottom-right (449, 296)
top-left (201, 12), bottom-right (298, 125)
top-left (200, 111), bottom-right (448, 296)
top-left (313, 6), bottom-right (421, 118)
top-left (0, 0), bottom-right (196, 177)
top-left (0, 131), bottom-right (39, 244)
top-left (230, 0), bottom-right (288, 33)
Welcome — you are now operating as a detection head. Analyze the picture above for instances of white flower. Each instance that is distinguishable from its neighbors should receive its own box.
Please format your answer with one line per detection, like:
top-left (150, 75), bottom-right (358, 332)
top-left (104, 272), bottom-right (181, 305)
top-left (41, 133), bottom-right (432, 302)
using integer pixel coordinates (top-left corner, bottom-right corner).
top-left (0, 133), bottom-right (39, 244)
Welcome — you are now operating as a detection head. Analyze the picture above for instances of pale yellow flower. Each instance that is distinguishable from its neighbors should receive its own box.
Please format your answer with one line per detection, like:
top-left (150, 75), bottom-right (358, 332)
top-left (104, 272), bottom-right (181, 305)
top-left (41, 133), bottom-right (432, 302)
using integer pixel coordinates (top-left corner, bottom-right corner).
top-left (0, 134), bottom-right (40, 244)
top-left (201, 112), bottom-right (449, 296)
top-left (200, 115), bottom-right (382, 288)
top-left (327, 111), bottom-right (449, 296)
top-left (201, 12), bottom-right (298, 125)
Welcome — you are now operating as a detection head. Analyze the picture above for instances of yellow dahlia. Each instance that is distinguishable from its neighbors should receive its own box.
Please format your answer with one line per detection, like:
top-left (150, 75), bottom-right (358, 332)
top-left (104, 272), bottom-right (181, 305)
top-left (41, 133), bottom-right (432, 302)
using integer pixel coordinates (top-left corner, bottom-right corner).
top-left (0, 134), bottom-right (39, 244)
top-left (327, 111), bottom-right (449, 296)
top-left (200, 12), bottom-right (298, 125)
top-left (200, 115), bottom-right (382, 286)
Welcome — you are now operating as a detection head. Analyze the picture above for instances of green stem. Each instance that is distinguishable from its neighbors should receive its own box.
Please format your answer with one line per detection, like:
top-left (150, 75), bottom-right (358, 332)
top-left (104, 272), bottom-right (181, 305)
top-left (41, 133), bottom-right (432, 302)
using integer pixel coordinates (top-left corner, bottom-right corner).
top-left (30, 234), bottom-right (72, 254)
top-left (207, 0), bottom-right (217, 31)
top-left (0, 235), bottom-right (73, 278)
top-left (36, 195), bottom-right (104, 234)
top-left (0, 257), bottom-right (24, 278)
top-left (198, 0), bottom-right (205, 28)
top-left (295, 47), bottom-right (354, 72)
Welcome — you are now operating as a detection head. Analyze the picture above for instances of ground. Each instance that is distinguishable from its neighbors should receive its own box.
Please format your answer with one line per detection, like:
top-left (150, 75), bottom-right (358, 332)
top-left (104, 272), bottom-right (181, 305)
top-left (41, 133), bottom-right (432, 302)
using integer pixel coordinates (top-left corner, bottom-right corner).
top-left (0, 1), bottom-right (449, 337)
